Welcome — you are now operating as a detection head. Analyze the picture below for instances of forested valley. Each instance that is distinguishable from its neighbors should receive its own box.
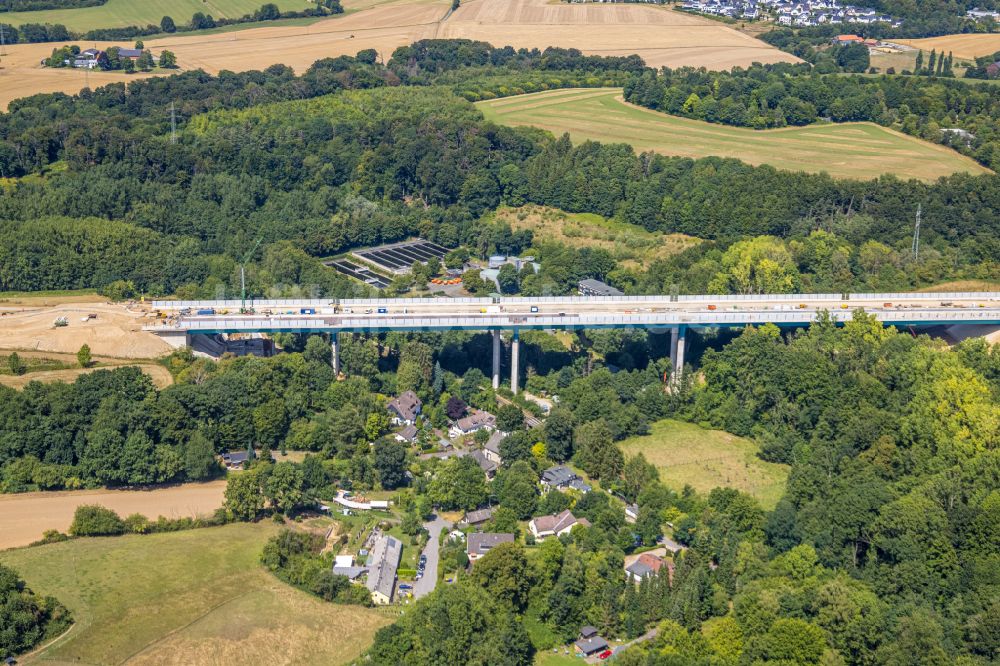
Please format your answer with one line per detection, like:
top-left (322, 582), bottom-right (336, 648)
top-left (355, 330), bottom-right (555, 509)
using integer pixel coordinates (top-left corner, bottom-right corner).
top-left (1, 38), bottom-right (999, 666)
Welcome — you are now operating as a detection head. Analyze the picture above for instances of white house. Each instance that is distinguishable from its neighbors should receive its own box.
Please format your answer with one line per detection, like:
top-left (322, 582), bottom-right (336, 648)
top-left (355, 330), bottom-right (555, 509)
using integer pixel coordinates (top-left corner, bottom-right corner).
top-left (528, 510), bottom-right (590, 541)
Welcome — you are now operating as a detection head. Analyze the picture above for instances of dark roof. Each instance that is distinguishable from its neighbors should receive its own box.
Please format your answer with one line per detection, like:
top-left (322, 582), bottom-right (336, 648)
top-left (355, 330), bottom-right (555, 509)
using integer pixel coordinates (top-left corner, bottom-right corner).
top-left (388, 390), bottom-right (422, 422)
top-left (463, 507), bottom-right (494, 524)
top-left (541, 465), bottom-right (577, 486)
top-left (626, 560), bottom-right (654, 578)
top-left (467, 532), bottom-right (514, 556)
top-left (223, 451), bottom-right (248, 464)
top-left (117, 48), bottom-right (142, 57)
top-left (580, 625), bottom-right (599, 638)
top-left (578, 278), bottom-right (623, 297)
top-left (575, 636), bottom-right (609, 655)
top-left (470, 450), bottom-right (498, 475)
top-left (397, 424), bottom-right (418, 441)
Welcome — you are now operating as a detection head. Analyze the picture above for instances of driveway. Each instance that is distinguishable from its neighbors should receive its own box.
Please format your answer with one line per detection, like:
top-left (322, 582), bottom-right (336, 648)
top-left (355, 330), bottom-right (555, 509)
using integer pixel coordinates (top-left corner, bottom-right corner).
top-left (413, 513), bottom-right (451, 599)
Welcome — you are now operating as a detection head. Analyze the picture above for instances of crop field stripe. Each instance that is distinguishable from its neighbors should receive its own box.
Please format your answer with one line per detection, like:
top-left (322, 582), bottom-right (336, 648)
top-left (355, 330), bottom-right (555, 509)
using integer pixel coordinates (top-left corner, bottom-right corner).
top-left (478, 88), bottom-right (990, 181)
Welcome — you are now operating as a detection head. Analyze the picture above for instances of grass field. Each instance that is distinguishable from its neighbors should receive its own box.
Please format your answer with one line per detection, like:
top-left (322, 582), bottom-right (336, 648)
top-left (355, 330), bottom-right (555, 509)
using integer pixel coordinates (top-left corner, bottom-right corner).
top-left (490, 204), bottom-right (699, 268)
top-left (477, 88), bottom-right (991, 181)
top-left (619, 419), bottom-right (789, 510)
top-left (0, 523), bottom-right (390, 664)
top-left (1, 0), bottom-right (313, 32)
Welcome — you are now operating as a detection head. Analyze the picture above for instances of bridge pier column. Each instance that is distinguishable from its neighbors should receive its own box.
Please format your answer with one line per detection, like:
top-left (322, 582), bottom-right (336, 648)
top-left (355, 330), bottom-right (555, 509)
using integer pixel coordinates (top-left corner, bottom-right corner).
top-left (672, 325), bottom-right (686, 383)
top-left (510, 329), bottom-right (520, 395)
top-left (492, 329), bottom-right (501, 390)
top-left (331, 332), bottom-right (341, 376)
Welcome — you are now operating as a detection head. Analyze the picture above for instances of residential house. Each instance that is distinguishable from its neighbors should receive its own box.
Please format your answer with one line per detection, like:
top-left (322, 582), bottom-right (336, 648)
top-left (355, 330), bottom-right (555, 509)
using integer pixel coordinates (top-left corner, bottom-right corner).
top-left (365, 534), bottom-right (403, 604)
top-left (116, 48), bottom-right (143, 60)
top-left (332, 554), bottom-right (368, 581)
top-left (484, 431), bottom-right (505, 465)
top-left (462, 507), bottom-right (494, 527)
top-left (469, 449), bottom-right (499, 479)
top-left (574, 625), bottom-right (609, 657)
top-left (466, 532), bottom-right (514, 562)
top-left (394, 424), bottom-right (418, 444)
top-left (528, 510), bottom-right (591, 541)
top-left (387, 390), bottom-right (422, 425)
top-left (626, 552), bottom-right (674, 584)
top-left (221, 451), bottom-right (249, 470)
top-left (449, 409), bottom-right (496, 438)
top-left (540, 465), bottom-right (591, 493)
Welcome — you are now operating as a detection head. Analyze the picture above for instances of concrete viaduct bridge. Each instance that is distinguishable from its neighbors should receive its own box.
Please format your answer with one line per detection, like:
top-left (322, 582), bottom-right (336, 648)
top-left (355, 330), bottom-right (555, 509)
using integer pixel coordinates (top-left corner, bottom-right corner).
top-left (148, 291), bottom-right (1000, 393)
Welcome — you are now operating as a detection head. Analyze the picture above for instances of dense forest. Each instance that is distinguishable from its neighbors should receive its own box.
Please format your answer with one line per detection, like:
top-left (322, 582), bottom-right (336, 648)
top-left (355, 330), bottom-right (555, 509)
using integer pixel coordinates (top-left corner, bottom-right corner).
top-left (1, 45), bottom-right (999, 301)
top-left (359, 317), bottom-right (1000, 665)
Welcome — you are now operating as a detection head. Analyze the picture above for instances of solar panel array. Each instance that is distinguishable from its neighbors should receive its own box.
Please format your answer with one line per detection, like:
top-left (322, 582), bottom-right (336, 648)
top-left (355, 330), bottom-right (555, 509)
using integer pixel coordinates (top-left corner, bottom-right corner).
top-left (354, 240), bottom-right (450, 273)
top-left (326, 259), bottom-right (392, 289)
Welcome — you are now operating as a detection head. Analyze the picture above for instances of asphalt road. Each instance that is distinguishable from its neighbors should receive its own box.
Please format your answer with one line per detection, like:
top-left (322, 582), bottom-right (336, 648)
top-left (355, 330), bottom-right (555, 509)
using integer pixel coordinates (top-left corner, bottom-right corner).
top-left (413, 513), bottom-right (451, 599)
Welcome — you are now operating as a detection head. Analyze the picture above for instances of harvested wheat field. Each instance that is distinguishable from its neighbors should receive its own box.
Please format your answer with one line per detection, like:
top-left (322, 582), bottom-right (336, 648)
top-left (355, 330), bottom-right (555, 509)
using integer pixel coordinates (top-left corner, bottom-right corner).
top-left (0, 41), bottom-right (161, 110)
top-left (441, 0), bottom-right (797, 69)
top-left (895, 33), bottom-right (1000, 61)
top-left (0, 0), bottom-right (446, 109)
top-left (0, 301), bottom-right (171, 358)
top-left (478, 88), bottom-right (991, 181)
top-left (144, 0), bottom-right (447, 74)
top-left (0, 481), bottom-right (226, 549)
top-left (0, 0), bottom-right (796, 108)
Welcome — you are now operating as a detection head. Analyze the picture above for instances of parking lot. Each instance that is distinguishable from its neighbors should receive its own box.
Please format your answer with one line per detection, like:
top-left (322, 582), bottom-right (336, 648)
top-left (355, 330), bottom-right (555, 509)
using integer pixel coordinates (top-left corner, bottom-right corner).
top-left (353, 239), bottom-right (450, 275)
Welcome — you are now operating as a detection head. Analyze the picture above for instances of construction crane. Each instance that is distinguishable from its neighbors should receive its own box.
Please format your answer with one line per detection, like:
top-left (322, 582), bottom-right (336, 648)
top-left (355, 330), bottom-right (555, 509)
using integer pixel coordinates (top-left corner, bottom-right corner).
top-left (240, 237), bottom-right (264, 311)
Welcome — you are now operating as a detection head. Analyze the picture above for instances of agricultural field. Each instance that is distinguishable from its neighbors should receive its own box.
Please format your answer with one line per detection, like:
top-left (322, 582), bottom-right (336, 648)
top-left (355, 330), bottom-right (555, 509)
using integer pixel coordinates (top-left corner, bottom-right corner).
top-left (477, 88), bottom-right (991, 181)
top-left (895, 33), bottom-right (1000, 61)
top-left (0, 0), bottom-right (314, 33)
top-left (438, 0), bottom-right (797, 70)
top-left (490, 205), bottom-right (699, 269)
top-left (0, 0), bottom-right (797, 109)
top-left (0, 481), bottom-right (226, 549)
top-left (619, 419), bottom-right (789, 510)
top-left (0, 522), bottom-right (390, 664)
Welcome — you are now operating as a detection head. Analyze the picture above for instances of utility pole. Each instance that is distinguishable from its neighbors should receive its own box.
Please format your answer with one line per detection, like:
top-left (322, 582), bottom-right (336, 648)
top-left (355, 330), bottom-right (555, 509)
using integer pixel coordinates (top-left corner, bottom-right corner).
top-left (240, 237), bottom-right (264, 310)
top-left (912, 203), bottom-right (921, 261)
top-left (170, 102), bottom-right (177, 144)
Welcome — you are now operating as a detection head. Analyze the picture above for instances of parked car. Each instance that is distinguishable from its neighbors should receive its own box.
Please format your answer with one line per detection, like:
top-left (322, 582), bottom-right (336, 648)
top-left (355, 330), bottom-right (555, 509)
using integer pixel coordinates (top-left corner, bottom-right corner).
top-left (399, 583), bottom-right (413, 590)
top-left (598, 650), bottom-right (613, 660)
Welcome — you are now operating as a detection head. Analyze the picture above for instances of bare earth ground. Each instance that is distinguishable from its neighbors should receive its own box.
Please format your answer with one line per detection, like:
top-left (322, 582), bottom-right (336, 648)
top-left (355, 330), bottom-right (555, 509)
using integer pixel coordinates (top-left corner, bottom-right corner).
top-left (0, 301), bottom-right (171, 358)
top-left (0, 481), bottom-right (226, 549)
top-left (0, 0), bottom-right (795, 108)
top-left (896, 34), bottom-right (1000, 61)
